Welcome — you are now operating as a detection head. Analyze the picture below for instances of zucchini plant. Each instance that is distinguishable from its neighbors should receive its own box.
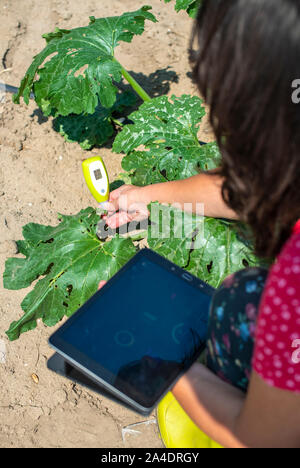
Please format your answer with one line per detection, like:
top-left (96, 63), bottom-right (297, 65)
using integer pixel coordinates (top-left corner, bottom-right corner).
top-left (163, 0), bottom-right (203, 18)
top-left (5, 5), bottom-right (264, 341)
top-left (13, 6), bottom-right (156, 149)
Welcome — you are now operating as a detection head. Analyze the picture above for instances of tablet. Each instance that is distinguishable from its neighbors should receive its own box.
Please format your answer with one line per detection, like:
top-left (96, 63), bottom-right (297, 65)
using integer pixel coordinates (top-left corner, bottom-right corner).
top-left (48, 249), bottom-right (215, 416)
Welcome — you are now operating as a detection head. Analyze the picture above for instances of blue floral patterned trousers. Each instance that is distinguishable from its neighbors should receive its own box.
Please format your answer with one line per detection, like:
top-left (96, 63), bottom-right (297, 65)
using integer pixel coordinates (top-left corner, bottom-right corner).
top-left (206, 268), bottom-right (269, 392)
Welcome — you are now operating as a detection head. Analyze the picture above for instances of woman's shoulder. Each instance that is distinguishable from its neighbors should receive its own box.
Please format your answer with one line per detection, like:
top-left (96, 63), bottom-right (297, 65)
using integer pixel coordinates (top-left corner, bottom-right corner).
top-left (261, 230), bottom-right (300, 319)
top-left (273, 231), bottom-right (300, 279)
top-left (262, 232), bottom-right (300, 305)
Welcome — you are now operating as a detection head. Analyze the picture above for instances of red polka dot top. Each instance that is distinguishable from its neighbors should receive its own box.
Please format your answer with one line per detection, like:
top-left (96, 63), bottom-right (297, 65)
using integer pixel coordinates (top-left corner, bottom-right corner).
top-left (252, 222), bottom-right (300, 392)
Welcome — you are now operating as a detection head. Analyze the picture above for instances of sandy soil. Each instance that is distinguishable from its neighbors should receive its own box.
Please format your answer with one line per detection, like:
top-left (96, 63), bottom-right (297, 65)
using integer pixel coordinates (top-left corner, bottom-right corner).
top-left (0, 0), bottom-right (214, 448)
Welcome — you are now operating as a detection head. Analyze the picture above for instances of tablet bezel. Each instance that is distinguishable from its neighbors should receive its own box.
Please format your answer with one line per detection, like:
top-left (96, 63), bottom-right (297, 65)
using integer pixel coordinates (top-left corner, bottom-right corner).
top-left (48, 248), bottom-right (215, 415)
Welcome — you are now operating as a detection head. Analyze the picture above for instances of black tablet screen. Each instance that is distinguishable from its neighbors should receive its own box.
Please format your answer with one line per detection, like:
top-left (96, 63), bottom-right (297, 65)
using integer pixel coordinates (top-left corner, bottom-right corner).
top-left (57, 254), bottom-right (212, 408)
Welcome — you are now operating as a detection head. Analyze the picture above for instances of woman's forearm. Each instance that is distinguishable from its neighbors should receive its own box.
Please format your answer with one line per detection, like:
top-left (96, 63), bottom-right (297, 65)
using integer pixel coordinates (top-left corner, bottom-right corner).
top-left (135, 173), bottom-right (238, 219)
top-left (172, 363), bottom-right (246, 448)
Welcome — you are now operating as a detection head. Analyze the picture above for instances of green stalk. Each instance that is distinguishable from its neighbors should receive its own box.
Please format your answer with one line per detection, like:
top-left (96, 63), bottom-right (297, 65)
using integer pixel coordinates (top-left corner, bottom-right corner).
top-left (114, 59), bottom-right (151, 103)
top-left (110, 116), bottom-right (124, 127)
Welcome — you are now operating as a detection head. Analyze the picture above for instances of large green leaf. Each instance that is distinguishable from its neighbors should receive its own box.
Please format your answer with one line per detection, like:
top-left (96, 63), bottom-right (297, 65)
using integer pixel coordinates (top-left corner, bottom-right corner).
top-left (4, 208), bottom-right (136, 341)
top-left (163, 0), bottom-right (202, 18)
top-left (53, 91), bottom-right (136, 150)
top-left (113, 95), bottom-right (221, 186)
top-left (186, 219), bottom-right (262, 288)
top-left (148, 203), bottom-right (261, 288)
top-left (13, 6), bottom-right (157, 116)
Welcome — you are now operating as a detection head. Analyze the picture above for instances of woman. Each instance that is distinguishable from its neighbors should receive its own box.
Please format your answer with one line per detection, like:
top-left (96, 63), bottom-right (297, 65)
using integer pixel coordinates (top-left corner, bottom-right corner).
top-left (101, 0), bottom-right (300, 448)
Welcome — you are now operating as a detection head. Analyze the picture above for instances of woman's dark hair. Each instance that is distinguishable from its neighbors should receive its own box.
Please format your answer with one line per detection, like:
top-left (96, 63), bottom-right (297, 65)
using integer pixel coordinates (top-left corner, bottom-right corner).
top-left (190, 0), bottom-right (300, 258)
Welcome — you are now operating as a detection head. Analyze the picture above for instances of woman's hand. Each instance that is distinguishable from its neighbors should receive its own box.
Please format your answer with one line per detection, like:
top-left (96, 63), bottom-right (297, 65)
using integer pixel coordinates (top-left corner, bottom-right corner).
top-left (102, 174), bottom-right (238, 230)
top-left (172, 362), bottom-right (300, 448)
top-left (102, 185), bottom-right (150, 229)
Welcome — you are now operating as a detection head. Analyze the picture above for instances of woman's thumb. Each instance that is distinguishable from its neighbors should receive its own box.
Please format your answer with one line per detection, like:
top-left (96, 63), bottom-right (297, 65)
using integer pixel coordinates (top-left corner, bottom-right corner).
top-left (98, 280), bottom-right (107, 290)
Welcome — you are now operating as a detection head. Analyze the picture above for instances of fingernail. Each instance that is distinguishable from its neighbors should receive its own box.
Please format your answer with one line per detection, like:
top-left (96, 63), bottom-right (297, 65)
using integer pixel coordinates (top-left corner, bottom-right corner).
top-left (99, 201), bottom-right (109, 210)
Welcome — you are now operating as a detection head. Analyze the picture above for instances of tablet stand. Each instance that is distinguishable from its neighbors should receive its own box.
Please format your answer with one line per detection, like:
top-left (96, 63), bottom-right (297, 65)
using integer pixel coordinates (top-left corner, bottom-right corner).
top-left (47, 353), bottom-right (138, 413)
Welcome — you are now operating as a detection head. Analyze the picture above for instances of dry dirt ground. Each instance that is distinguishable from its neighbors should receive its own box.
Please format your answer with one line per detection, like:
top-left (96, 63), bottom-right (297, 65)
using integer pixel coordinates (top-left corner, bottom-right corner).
top-left (0, 0), bottom-right (214, 448)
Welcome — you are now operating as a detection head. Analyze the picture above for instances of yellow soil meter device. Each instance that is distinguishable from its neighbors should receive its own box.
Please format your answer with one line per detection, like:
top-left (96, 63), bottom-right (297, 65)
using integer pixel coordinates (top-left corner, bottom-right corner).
top-left (82, 156), bottom-right (110, 207)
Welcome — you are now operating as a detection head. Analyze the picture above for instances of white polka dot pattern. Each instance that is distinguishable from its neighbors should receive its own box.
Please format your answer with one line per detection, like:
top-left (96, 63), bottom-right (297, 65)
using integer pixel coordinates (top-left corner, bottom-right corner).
top-left (252, 232), bottom-right (300, 393)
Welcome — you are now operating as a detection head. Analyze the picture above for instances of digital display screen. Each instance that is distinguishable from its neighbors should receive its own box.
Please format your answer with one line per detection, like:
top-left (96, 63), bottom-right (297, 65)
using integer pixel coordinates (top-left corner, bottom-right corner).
top-left (53, 255), bottom-right (212, 409)
top-left (94, 169), bottom-right (102, 181)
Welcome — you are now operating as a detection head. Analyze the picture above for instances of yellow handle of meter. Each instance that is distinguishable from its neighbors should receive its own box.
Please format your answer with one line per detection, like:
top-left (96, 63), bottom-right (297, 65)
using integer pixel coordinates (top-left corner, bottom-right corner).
top-left (82, 157), bottom-right (110, 205)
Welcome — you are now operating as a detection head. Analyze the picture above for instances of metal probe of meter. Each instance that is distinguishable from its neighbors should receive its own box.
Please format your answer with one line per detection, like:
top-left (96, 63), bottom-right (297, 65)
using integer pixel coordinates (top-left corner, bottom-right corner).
top-left (82, 157), bottom-right (110, 208)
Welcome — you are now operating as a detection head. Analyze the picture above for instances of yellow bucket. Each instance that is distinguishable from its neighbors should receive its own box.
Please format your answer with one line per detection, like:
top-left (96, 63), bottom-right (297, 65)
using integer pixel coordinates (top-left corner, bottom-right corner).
top-left (157, 392), bottom-right (223, 449)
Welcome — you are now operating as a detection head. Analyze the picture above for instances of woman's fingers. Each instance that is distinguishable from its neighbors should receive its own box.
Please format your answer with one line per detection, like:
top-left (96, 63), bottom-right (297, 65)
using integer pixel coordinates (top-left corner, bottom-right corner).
top-left (105, 204), bottom-right (149, 229)
top-left (105, 211), bottom-right (133, 229)
top-left (98, 280), bottom-right (107, 290)
top-left (100, 200), bottom-right (118, 213)
top-left (110, 185), bottom-right (131, 201)
top-left (102, 186), bottom-right (132, 214)
top-left (102, 185), bottom-right (149, 229)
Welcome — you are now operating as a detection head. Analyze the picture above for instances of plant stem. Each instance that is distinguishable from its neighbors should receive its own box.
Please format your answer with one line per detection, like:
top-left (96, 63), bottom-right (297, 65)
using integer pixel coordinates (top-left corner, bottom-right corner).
top-left (129, 230), bottom-right (148, 241)
top-left (115, 60), bottom-right (151, 103)
top-left (110, 116), bottom-right (124, 127)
